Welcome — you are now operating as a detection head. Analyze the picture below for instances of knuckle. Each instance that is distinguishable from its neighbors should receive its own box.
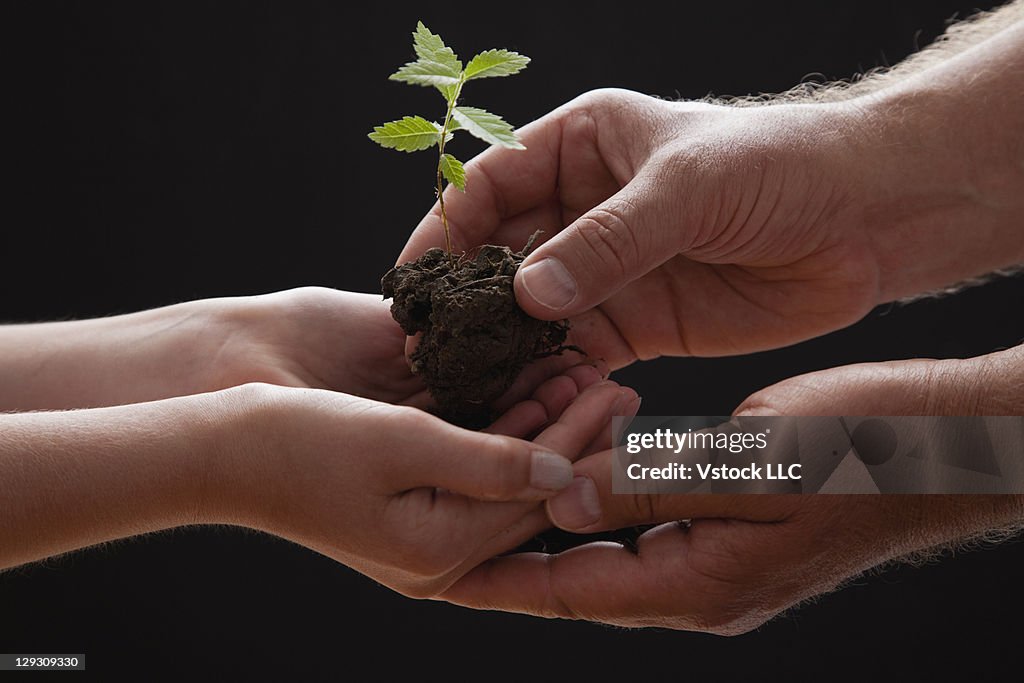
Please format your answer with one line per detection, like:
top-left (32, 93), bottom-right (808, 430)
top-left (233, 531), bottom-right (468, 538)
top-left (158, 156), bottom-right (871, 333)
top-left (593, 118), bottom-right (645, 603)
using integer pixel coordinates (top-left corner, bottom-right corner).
top-left (562, 89), bottom-right (665, 139)
top-left (544, 555), bottom-right (583, 620)
top-left (571, 205), bottom-right (641, 280)
top-left (975, 349), bottom-right (1024, 414)
top-left (482, 442), bottom-right (525, 500)
top-left (576, 87), bottom-right (655, 116)
top-left (921, 358), bottom-right (987, 415)
top-left (734, 368), bottom-right (853, 416)
top-left (624, 492), bottom-right (658, 524)
top-left (569, 87), bottom-right (636, 111)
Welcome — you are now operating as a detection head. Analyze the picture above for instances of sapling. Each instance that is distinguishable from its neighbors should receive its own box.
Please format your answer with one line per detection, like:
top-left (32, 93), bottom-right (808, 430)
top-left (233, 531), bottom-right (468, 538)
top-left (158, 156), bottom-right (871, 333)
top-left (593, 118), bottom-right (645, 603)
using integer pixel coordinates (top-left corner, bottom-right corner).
top-left (369, 22), bottom-right (529, 266)
top-left (375, 23), bottom-right (574, 427)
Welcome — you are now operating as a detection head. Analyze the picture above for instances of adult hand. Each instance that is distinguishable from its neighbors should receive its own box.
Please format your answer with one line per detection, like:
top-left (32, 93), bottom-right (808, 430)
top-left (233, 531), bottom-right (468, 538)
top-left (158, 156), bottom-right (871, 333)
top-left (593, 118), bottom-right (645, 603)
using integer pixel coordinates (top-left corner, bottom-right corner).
top-left (438, 344), bottom-right (1024, 632)
top-left (399, 23), bottom-right (1024, 367)
top-left (404, 88), bottom-right (877, 367)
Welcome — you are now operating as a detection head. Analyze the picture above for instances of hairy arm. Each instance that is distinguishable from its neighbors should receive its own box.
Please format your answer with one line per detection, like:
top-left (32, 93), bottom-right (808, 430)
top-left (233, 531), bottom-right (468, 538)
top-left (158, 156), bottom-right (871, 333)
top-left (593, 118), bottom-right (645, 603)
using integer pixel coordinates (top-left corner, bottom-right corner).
top-left (857, 2), bottom-right (1024, 299)
top-left (758, 1), bottom-right (1024, 299)
top-left (397, 3), bottom-right (1023, 365)
top-left (708, 0), bottom-right (1024, 300)
top-left (426, 4), bottom-right (1024, 632)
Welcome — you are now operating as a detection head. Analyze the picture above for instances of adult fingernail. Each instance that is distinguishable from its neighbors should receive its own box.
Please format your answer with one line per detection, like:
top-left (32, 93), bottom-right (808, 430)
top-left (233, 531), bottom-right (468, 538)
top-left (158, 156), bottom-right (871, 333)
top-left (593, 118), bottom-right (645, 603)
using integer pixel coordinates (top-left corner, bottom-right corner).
top-left (519, 258), bottom-right (578, 310)
top-left (612, 388), bottom-right (637, 415)
top-left (624, 395), bottom-right (642, 418)
top-left (547, 476), bottom-right (601, 530)
top-left (530, 451), bottom-right (574, 491)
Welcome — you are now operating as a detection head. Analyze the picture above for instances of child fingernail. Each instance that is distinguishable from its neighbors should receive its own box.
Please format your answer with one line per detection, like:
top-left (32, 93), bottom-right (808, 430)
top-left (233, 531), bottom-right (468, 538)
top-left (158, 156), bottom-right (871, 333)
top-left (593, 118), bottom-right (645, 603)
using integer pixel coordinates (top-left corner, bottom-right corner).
top-left (530, 450), bottom-right (574, 491)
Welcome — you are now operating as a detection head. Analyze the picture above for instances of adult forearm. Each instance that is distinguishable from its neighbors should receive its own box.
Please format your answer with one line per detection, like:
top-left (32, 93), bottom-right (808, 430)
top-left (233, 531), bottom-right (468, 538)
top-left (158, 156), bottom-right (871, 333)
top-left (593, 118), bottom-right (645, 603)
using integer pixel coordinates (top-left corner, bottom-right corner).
top-left (849, 3), bottom-right (1024, 300)
top-left (0, 390), bottom-right (237, 569)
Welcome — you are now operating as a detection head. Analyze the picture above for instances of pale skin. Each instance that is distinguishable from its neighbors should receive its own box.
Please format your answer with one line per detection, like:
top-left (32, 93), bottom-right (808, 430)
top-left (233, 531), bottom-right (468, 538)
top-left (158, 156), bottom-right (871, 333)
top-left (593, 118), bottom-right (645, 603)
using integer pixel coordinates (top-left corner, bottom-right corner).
top-left (395, 4), bottom-right (1024, 631)
top-left (0, 287), bottom-right (641, 598)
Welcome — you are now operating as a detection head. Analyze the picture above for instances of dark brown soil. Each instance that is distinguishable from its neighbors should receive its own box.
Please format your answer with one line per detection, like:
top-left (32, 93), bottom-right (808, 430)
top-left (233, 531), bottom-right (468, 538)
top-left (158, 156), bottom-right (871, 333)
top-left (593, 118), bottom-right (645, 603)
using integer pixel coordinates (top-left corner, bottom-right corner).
top-left (382, 234), bottom-right (577, 427)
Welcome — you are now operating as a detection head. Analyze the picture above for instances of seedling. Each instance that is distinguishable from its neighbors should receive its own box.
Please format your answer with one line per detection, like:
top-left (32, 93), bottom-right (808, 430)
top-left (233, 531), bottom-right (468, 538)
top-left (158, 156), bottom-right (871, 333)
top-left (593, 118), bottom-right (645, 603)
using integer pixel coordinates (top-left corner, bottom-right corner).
top-left (369, 22), bottom-right (529, 265)
top-left (376, 24), bottom-right (572, 427)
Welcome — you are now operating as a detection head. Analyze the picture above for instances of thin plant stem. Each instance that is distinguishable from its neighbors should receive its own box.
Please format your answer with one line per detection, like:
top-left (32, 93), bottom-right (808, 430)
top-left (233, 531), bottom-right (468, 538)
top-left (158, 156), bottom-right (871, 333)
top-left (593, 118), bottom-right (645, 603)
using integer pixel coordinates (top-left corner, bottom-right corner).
top-left (436, 78), bottom-right (464, 270)
top-left (435, 165), bottom-right (454, 269)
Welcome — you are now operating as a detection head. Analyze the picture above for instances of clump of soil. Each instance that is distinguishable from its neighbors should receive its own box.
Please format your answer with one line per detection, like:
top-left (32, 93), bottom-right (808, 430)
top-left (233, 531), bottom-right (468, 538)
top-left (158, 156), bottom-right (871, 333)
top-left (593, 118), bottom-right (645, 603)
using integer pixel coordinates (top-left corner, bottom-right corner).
top-left (382, 234), bottom-right (576, 427)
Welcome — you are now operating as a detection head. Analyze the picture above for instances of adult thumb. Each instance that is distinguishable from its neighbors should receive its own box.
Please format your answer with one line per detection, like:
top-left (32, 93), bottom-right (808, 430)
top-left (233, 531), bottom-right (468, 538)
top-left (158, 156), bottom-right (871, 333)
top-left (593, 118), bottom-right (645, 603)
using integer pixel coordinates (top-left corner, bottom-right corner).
top-left (514, 170), bottom-right (684, 319)
top-left (543, 344), bottom-right (1024, 533)
top-left (735, 344), bottom-right (1024, 417)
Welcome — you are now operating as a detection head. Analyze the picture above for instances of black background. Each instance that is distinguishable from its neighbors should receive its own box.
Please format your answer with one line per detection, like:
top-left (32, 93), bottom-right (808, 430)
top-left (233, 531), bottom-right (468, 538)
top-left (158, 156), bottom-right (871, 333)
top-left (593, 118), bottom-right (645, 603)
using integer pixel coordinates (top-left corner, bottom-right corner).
top-left (2, 1), bottom-right (1023, 680)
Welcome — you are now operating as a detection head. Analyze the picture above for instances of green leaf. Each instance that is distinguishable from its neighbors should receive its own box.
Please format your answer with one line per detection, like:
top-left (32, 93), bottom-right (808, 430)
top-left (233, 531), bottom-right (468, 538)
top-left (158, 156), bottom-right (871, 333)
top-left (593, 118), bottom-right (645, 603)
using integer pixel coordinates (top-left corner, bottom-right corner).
top-left (440, 153), bottom-right (466, 191)
top-left (368, 116), bottom-right (442, 152)
top-left (412, 21), bottom-right (462, 74)
top-left (451, 106), bottom-right (525, 149)
top-left (389, 23), bottom-right (463, 90)
top-left (389, 60), bottom-right (461, 88)
top-left (464, 49), bottom-right (530, 80)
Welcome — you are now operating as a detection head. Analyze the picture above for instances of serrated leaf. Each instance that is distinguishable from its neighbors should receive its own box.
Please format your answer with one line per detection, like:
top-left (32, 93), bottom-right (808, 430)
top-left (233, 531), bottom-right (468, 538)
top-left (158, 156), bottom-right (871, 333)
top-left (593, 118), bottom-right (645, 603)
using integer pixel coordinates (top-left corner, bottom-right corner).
top-left (389, 60), bottom-right (461, 87)
top-left (368, 116), bottom-right (442, 152)
top-left (440, 153), bottom-right (466, 191)
top-left (412, 22), bottom-right (462, 75)
top-left (464, 49), bottom-right (530, 80)
top-left (451, 106), bottom-right (525, 149)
